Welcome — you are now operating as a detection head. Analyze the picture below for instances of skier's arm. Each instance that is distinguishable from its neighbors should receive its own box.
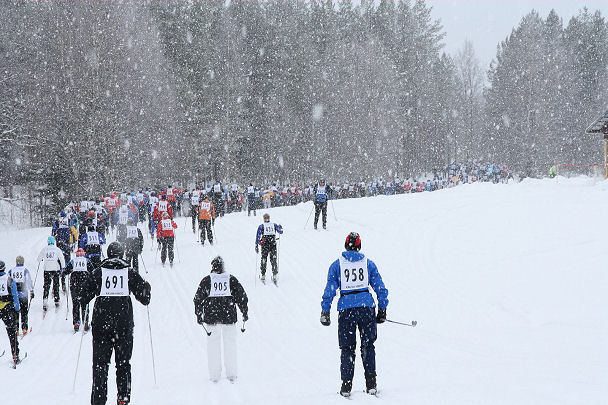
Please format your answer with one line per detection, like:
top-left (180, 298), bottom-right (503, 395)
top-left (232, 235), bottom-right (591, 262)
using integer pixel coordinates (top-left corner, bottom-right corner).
top-left (10, 279), bottom-right (20, 311)
top-left (138, 230), bottom-right (144, 252)
top-left (63, 260), bottom-right (74, 276)
top-left (231, 276), bottom-right (248, 319)
top-left (58, 248), bottom-right (66, 268)
top-left (25, 269), bottom-right (34, 292)
top-left (79, 235), bottom-right (86, 249)
top-left (255, 225), bottom-right (263, 245)
top-left (87, 260), bottom-right (95, 272)
top-left (320, 260), bottom-right (340, 313)
top-left (275, 224), bottom-right (284, 234)
top-left (99, 233), bottom-right (106, 245)
top-left (368, 259), bottom-right (389, 310)
top-left (193, 278), bottom-right (210, 320)
top-left (129, 269), bottom-right (151, 306)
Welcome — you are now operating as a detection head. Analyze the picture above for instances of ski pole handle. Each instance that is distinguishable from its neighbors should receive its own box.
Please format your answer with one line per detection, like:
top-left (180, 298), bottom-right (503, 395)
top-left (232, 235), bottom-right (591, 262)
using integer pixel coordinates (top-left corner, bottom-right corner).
top-left (386, 319), bottom-right (417, 327)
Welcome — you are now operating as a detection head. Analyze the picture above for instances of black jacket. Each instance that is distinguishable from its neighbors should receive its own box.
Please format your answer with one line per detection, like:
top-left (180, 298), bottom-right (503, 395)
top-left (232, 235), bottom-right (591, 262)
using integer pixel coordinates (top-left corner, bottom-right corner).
top-left (116, 227), bottom-right (144, 254)
top-left (193, 273), bottom-right (248, 325)
top-left (83, 257), bottom-right (151, 334)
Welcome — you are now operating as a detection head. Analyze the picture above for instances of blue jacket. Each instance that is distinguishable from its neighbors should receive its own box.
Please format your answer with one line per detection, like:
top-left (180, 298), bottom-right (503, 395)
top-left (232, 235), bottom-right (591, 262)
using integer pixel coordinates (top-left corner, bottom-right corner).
top-left (0, 270), bottom-right (20, 311)
top-left (79, 232), bottom-right (107, 252)
top-left (321, 251), bottom-right (388, 313)
top-left (255, 222), bottom-right (284, 245)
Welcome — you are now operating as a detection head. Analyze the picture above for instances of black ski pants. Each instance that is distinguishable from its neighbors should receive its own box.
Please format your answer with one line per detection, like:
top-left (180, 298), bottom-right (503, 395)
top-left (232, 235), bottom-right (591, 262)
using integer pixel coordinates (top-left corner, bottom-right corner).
top-left (314, 201), bottom-right (327, 228)
top-left (338, 307), bottom-right (377, 381)
top-left (199, 219), bottom-right (213, 244)
top-left (91, 329), bottom-right (133, 405)
top-left (70, 273), bottom-right (89, 326)
top-left (260, 242), bottom-right (278, 276)
top-left (43, 271), bottom-right (60, 303)
top-left (18, 297), bottom-right (29, 331)
top-left (159, 236), bottom-right (175, 264)
top-left (0, 305), bottom-right (19, 358)
top-left (191, 207), bottom-right (198, 231)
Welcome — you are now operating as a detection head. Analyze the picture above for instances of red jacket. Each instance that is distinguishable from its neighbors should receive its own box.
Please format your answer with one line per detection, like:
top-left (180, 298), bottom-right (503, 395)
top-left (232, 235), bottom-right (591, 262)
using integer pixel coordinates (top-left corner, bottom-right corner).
top-left (162, 188), bottom-right (181, 202)
top-left (153, 200), bottom-right (173, 220)
top-left (156, 218), bottom-right (177, 238)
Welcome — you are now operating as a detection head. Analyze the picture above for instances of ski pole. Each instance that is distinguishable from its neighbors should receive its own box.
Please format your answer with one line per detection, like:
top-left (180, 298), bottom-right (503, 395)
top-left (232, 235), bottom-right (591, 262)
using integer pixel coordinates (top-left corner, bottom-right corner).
top-left (28, 262), bottom-right (41, 308)
top-left (240, 320), bottom-right (246, 333)
top-left (72, 305), bottom-right (89, 392)
top-left (174, 238), bottom-right (181, 263)
top-left (254, 250), bottom-right (258, 286)
top-left (202, 323), bottom-right (211, 336)
top-left (331, 199), bottom-right (337, 221)
top-left (146, 305), bottom-right (158, 386)
top-left (140, 254), bottom-right (148, 274)
top-left (304, 205), bottom-right (314, 229)
top-left (212, 222), bottom-right (218, 244)
top-left (386, 319), bottom-right (417, 327)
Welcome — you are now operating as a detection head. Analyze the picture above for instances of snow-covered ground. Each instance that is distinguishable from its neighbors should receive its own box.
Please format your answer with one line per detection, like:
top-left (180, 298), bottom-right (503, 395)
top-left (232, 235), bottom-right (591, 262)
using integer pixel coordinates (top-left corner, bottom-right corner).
top-left (2, 177), bottom-right (607, 405)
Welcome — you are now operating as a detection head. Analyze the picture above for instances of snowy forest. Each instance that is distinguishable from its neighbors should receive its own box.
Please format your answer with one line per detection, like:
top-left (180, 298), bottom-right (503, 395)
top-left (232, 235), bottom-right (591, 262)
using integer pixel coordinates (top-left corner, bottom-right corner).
top-left (0, 1), bottom-right (607, 220)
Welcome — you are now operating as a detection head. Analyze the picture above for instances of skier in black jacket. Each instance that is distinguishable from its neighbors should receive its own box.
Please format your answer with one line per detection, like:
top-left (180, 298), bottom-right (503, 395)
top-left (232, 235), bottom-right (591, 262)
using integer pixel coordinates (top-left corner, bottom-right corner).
top-left (83, 241), bottom-right (151, 405)
top-left (193, 256), bottom-right (248, 382)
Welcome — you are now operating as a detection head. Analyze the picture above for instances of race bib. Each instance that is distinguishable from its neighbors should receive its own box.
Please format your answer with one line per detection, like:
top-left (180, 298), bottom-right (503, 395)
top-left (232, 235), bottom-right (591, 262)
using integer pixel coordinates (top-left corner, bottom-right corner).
top-left (44, 248), bottom-right (57, 261)
top-left (317, 185), bottom-right (326, 195)
top-left (167, 188), bottom-right (174, 196)
top-left (10, 267), bottom-right (25, 283)
top-left (126, 226), bottom-right (138, 239)
top-left (213, 184), bottom-right (221, 192)
top-left (263, 223), bottom-right (276, 235)
top-left (59, 217), bottom-right (69, 228)
top-left (200, 202), bottom-right (211, 211)
top-left (158, 201), bottom-right (168, 212)
top-left (339, 257), bottom-right (369, 292)
top-left (0, 274), bottom-right (8, 297)
top-left (73, 257), bottom-right (88, 272)
top-left (86, 232), bottom-right (100, 245)
top-left (119, 212), bottom-right (128, 224)
top-left (190, 196), bottom-right (199, 205)
top-left (100, 268), bottom-right (129, 297)
top-left (161, 219), bottom-right (173, 231)
top-left (209, 273), bottom-right (231, 297)
top-left (247, 186), bottom-right (254, 194)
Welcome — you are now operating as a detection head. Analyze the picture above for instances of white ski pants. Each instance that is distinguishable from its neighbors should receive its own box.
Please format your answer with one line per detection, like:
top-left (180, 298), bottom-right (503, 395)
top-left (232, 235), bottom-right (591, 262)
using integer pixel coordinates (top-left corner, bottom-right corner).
top-left (207, 323), bottom-right (237, 380)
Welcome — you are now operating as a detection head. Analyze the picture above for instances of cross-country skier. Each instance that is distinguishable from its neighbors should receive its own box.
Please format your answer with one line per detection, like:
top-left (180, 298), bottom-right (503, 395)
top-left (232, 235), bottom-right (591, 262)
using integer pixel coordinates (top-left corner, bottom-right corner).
top-left (0, 260), bottom-right (21, 365)
top-left (156, 212), bottom-right (177, 267)
top-left (79, 225), bottom-right (106, 268)
top-left (123, 218), bottom-right (143, 272)
top-left (83, 241), bottom-right (151, 405)
top-left (37, 236), bottom-right (66, 314)
top-left (197, 196), bottom-right (216, 246)
top-left (193, 256), bottom-right (248, 382)
top-left (246, 184), bottom-right (256, 216)
top-left (8, 256), bottom-right (33, 335)
top-left (320, 232), bottom-right (389, 397)
top-left (254, 213), bottom-right (283, 283)
top-left (62, 248), bottom-right (94, 332)
top-left (313, 179), bottom-right (331, 230)
top-left (189, 188), bottom-right (201, 233)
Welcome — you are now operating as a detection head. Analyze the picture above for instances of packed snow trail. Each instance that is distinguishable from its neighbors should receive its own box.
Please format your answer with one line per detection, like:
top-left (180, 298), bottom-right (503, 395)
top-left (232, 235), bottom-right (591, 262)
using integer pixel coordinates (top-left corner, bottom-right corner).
top-left (2, 177), bottom-right (607, 404)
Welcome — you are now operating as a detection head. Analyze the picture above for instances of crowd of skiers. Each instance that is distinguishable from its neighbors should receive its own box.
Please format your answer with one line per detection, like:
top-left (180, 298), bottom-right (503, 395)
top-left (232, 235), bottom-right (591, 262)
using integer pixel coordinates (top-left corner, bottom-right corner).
top-left (0, 175), bottom-right (404, 403)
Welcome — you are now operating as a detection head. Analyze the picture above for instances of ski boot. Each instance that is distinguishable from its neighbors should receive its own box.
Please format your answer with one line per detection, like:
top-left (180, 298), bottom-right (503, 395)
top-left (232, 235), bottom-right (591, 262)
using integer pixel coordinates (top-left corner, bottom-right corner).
top-left (340, 380), bottom-right (352, 397)
top-left (42, 299), bottom-right (48, 313)
top-left (272, 273), bottom-right (278, 284)
top-left (21, 329), bottom-right (28, 336)
top-left (55, 301), bottom-right (60, 313)
top-left (260, 274), bottom-right (266, 283)
top-left (84, 322), bottom-right (90, 332)
top-left (117, 395), bottom-right (130, 405)
top-left (74, 323), bottom-right (80, 333)
top-left (365, 373), bottom-right (377, 395)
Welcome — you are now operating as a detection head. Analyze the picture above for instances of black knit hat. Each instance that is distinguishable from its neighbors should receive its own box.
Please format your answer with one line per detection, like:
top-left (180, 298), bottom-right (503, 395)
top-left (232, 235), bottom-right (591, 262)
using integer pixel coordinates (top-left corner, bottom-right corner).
top-left (211, 256), bottom-right (224, 273)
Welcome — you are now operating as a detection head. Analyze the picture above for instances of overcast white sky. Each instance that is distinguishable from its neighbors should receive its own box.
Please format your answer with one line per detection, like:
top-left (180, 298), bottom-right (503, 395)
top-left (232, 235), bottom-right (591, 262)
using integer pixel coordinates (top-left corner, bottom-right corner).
top-left (427, 0), bottom-right (608, 69)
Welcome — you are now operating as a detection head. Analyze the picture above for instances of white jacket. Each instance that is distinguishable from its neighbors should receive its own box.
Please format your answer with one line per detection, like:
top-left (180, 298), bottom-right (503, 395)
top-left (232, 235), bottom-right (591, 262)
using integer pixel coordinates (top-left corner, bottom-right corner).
top-left (37, 245), bottom-right (66, 272)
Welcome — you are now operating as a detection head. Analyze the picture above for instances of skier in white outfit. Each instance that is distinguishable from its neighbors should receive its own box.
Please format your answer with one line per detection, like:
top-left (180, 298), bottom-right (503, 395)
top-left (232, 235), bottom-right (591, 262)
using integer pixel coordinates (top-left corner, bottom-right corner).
top-left (193, 256), bottom-right (248, 382)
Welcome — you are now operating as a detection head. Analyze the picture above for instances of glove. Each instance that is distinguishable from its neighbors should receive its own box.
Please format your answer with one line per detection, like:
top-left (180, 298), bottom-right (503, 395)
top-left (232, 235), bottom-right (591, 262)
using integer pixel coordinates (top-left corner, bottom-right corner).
top-left (376, 308), bottom-right (386, 324)
top-left (30, 292), bottom-right (35, 300)
top-left (242, 313), bottom-right (248, 322)
top-left (255, 245), bottom-right (259, 254)
top-left (320, 311), bottom-right (330, 326)
top-left (196, 313), bottom-right (204, 325)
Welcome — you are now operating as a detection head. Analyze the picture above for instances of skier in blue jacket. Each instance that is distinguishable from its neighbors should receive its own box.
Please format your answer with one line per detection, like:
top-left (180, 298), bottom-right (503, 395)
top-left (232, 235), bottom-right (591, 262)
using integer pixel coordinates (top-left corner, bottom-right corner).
top-left (320, 232), bottom-right (389, 397)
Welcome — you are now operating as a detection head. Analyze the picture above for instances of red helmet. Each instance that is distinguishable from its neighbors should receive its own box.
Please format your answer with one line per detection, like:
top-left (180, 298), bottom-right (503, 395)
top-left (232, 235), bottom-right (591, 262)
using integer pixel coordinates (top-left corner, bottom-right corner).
top-left (76, 249), bottom-right (85, 257)
top-left (88, 210), bottom-right (96, 218)
top-left (344, 232), bottom-right (361, 251)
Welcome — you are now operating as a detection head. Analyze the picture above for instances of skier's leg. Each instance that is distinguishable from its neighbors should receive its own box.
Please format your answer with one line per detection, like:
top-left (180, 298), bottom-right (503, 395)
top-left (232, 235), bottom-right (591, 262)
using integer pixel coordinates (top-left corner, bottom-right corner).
top-left (43, 271), bottom-right (51, 301)
top-left (91, 331), bottom-right (113, 405)
top-left (52, 271), bottom-right (60, 304)
top-left (168, 237), bottom-right (175, 264)
top-left (322, 202), bottom-right (327, 228)
top-left (314, 203), bottom-right (321, 228)
top-left (207, 324), bottom-right (222, 381)
top-left (358, 307), bottom-right (377, 377)
top-left (160, 238), bottom-right (167, 264)
top-left (114, 331), bottom-right (134, 403)
top-left (19, 297), bottom-right (28, 331)
top-left (222, 324), bottom-right (238, 379)
top-left (270, 245), bottom-right (278, 275)
top-left (206, 221), bottom-right (213, 244)
top-left (260, 246), bottom-right (269, 276)
top-left (1, 308), bottom-right (19, 358)
top-left (338, 308), bottom-right (357, 382)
